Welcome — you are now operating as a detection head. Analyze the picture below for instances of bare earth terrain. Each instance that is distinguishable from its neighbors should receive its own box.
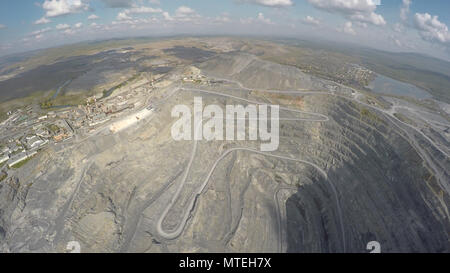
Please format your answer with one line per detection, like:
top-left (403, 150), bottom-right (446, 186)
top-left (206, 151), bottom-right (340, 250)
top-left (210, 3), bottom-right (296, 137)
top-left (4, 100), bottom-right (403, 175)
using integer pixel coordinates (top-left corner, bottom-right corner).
top-left (0, 37), bottom-right (449, 253)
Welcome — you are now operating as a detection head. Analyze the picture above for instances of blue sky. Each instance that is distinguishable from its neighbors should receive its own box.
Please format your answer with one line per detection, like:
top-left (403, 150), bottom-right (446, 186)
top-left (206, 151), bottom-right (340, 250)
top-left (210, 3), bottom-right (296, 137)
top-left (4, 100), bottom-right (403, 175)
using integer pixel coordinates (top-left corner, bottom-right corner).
top-left (0, 0), bottom-right (449, 60)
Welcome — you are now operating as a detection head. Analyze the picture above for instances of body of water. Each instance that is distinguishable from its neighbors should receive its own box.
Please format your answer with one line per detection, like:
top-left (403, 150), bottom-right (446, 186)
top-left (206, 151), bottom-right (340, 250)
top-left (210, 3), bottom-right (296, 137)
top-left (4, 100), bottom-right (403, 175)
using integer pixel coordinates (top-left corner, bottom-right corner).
top-left (368, 74), bottom-right (432, 100)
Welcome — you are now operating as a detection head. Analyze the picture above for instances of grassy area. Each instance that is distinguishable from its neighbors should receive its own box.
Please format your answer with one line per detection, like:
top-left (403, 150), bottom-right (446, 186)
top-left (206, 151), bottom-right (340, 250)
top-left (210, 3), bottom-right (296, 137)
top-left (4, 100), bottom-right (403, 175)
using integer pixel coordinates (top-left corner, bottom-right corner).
top-left (0, 172), bottom-right (6, 182)
top-left (1, 39), bottom-right (152, 112)
top-left (1, 37), bottom-right (160, 79)
top-left (40, 93), bottom-right (89, 109)
top-left (0, 111), bottom-right (7, 123)
top-left (359, 106), bottom-right (385, 125)
top-left (0, 89), bottom-right (51, 118)
top-left (394, 113), bottom-right (418, 127)
top-left (10, 154), bottom-right (36, 169)
top-left (39, 84), bottom-right (95, 109)
top-left (10, 149), bottom-right (24, 156)
top-left (46, 124), bottom-right (60, 133)
top-left (102, 73), bottom-right (141, 98)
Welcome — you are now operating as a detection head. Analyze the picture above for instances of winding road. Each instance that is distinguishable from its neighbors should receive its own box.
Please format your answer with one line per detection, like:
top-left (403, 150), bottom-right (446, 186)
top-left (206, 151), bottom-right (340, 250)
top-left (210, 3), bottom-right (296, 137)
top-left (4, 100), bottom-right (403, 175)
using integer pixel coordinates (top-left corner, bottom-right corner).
top-left (137, 68), bottom-right (447, 253)
top-left (155, 83), bottom-right (347, 252)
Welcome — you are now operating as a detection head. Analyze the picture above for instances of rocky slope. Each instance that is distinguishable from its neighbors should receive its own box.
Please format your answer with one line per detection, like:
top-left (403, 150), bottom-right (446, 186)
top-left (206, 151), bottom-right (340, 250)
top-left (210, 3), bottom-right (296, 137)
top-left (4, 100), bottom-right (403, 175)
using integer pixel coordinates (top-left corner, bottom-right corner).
top-left (0, 52), bottom-right (448, 253)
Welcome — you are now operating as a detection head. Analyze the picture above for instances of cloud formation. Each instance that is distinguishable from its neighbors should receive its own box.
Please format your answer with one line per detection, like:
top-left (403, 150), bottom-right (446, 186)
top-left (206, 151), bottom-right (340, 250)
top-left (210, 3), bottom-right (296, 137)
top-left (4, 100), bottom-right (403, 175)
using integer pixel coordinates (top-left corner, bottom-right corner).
top-left (400, 0), bottom-right (411, 21)
top-left (88, 14), bottom-right (99, 20)
top-left (302, 15), bottom-right (321, 26)
top-left (340, 21), bottom-right (356, 35)
top-left (34, 17), bottom-right (51, 25)
top-left (116, 5), bottom-right (162, 21)
top-left (237, 0), bottom-right (294, 7)
top-left (414, 13), bottom-right (450, 45)
top-left (56, 23), bottom-right (70, 30)
top-left (307, 0), bottom-right (386, 26)
top-left (42, 0), bottom-right (89, 17)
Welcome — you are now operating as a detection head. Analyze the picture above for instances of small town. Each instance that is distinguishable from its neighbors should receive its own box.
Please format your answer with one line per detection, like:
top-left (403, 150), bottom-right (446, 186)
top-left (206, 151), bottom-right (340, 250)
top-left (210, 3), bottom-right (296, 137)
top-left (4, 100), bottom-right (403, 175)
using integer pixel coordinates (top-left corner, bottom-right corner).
top-left (0, 66), bottom-right (211, 181)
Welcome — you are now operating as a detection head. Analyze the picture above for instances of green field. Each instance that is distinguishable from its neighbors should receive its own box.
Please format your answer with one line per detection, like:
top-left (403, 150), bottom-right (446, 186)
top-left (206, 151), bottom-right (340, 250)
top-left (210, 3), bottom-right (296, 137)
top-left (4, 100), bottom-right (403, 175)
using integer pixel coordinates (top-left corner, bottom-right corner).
top-left (10, 154), bottom-right (36, 169)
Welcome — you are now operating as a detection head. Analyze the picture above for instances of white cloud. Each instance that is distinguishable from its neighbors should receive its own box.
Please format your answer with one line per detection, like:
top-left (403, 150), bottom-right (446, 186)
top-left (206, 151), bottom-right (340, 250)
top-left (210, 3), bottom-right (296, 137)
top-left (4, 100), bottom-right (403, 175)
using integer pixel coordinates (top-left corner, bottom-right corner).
top-left (42, 0), bottom-right (89, 18)
top-left (88, 14), bottom-right (99, 20)
top-left (257, 13), bottom-right (273, 24)
top-left (238, 0), bottom-right (293, 7)
top-left (394, 0), bottom-right (411, 34)
top-left (161, 6), bottom-right (201, 23)
top-left (338, 21), bottom-right (356, 35)
top-left (214, 13), bottom-right (232, 23)
top-left (116, 5), bottom-right (163, 21)
top-left (355, 21), bottom-right (368, 28)
top-left (413, 13), bottom-right (450, 45)
top-left (56, 23), bottom-right (70, 30)
top-left (241, 13), bottom-right (274, 25)
top-left (302, 15), bottom-right (320, 26)
top-left (0, 24), bottom-right (6, 29)
top-left (117, 11), bottom-right (132, 21)
top-left (388, 34), bottom-right (416, 50)
top-left (175, 6), bottom-right (196, 17)
top-left (63, 28), bottom-right (76, 35)
top-left (307, 0), bottom-right (386, 26)
top-left (31, 27), bottom-right (52, 36)
top-left (349, 11), bottom-right (385, 26)
top-left (394, 22), bottom-right (404, 33)
top-left (111, 17), bottom-right (160, 28)
top-left (162, 12), bottom-right (174, 21)
top-left (74, 22), bottom-right (83, 28)
top-left (400, 0), bottom-right (411, 21)
top-left (27, 27), bottom-right (52, 40)
top-left (34, 17), bottom-right (51, 25)
top-left (126, 6), bottom-right (163, 14)
top-left (393, 38), bottom-right (403, 47)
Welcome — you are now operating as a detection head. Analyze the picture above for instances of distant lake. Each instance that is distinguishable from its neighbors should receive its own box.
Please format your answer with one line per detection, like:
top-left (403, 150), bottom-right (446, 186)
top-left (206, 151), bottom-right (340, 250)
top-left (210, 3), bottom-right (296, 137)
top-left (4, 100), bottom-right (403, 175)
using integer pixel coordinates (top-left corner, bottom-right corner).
top-left (368, 74), bottom-right (432, 99)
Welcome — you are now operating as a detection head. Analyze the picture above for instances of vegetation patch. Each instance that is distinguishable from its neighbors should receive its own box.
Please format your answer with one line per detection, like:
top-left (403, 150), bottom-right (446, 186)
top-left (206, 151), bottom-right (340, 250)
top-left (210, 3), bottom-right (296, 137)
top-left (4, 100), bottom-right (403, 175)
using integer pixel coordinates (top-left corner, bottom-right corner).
top-left (10, 154), bottom-right (36, 169)
top-left (394, 113), bottom-right (418, 127)
top-left (359, 107), bottom-right (385, 125)
top-left (102, 73), bottom-right (140, 99)
top-left (0, 173), bottom-right (6, 182)
top-left (47, 124), bottom-right (60, 133)
top-left (0, 111), bottom-right (7, 123)
top-left (40, 93), bottom-right (88, 109)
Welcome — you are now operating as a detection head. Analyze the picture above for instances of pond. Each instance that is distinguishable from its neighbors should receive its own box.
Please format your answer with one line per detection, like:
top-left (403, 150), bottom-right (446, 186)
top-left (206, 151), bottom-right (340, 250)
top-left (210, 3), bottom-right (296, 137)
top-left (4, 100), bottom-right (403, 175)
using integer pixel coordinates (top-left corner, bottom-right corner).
top-left (367, 74), bottom-right (432, 100)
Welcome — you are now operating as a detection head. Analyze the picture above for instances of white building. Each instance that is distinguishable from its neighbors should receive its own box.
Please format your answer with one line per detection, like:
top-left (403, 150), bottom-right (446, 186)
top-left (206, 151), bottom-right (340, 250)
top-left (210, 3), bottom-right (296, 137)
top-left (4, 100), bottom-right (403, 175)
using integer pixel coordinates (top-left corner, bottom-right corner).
top-left (27, 136), bottom-right (41, 148)
top-left (8, 152), bottom-right (28, 168)
top-left (7, 150), bottom-right (37, 168)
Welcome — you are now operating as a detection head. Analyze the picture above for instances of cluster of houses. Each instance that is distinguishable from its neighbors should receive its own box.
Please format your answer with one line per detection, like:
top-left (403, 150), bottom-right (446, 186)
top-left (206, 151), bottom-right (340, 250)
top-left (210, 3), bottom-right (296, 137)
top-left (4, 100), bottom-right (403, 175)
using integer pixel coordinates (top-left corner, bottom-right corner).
top-left (0, 109), bottom-right (75, 169)
top-left (0, 72), bottom-right (161, 172)
top-left (0, 135), bottom-right (46, 168)
top-left (81, 95), bottom-right (136, 128)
